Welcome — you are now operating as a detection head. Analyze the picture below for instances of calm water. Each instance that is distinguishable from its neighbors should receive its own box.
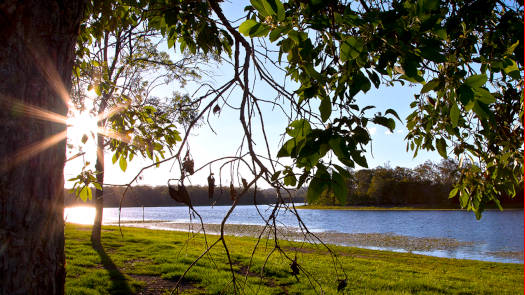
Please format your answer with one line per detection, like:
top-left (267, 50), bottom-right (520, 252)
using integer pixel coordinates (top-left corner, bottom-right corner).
top-left (65, 205), bottom-right (523, 263)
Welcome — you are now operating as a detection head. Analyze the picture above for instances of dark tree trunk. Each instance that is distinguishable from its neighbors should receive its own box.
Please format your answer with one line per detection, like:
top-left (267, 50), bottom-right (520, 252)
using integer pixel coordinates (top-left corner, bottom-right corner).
top-left (0, 1), bottom-right (84, 294)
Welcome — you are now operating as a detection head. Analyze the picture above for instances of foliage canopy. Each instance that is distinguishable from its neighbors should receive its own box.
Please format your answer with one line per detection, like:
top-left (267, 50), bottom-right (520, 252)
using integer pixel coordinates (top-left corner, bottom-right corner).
top-left (237, 0), bottom-right (523, 218)
top-left (75, 0), bottom-right (523, 219)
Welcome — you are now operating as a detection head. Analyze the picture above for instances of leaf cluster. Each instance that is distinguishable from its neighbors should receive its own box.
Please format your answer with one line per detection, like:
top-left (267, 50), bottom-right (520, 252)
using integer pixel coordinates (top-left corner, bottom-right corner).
top-left (241, 0), bottom-right (523, 217)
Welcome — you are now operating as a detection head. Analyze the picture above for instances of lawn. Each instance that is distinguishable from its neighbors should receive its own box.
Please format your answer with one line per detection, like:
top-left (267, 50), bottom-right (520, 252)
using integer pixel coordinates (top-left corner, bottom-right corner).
top-left (65, 223), bottom-right (523, 294)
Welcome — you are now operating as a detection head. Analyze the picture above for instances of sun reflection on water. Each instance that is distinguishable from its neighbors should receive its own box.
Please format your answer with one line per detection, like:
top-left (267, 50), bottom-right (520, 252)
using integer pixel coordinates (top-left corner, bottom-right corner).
top-left (64, 206), bottom-right (95, 225)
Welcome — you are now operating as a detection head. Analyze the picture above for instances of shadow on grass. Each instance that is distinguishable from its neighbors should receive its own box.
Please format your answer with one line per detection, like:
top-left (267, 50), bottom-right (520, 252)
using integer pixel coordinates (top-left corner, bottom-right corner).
top-left (92, 240), bottom-right (133, 295)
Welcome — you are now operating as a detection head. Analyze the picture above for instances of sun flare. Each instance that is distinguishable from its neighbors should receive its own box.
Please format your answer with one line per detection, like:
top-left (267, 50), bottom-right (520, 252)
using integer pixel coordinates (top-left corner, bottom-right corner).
top-left (67, 110), bottom-right (99, 144)
top-left (64, 206), bottom-right (96, 225)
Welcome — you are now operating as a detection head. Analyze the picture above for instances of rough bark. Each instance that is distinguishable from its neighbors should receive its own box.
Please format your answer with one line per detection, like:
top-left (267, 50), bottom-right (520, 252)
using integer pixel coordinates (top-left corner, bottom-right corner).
top-left (0, 1), bottom-right (84, 294)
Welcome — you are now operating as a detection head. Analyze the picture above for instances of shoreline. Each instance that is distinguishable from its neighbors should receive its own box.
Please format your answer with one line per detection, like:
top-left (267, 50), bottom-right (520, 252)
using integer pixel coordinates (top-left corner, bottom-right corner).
top-left (294, 205), bottom-right (524, 211)
top-left (106, 220), bottom-right (523, 263)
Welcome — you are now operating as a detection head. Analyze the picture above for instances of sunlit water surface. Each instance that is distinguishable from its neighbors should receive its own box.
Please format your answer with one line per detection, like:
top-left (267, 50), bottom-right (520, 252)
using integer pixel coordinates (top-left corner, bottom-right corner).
top-left (64, 205), bottom-right (523, 263)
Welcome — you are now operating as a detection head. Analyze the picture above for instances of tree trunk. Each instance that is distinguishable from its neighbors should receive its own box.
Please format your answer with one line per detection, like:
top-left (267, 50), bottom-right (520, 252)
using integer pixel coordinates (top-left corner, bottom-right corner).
top-left (0, 1), bottom-right (84, 294)
top-left (91, 132), bottom-right (105, 245)
top-left (91, 92), bottom-right (108, 245)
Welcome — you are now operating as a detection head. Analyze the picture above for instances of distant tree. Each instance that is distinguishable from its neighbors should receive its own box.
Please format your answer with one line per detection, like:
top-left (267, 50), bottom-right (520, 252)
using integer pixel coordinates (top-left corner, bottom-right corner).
top-left (69, 2), bottom-right (204, 244)
top-left (413, 161), bottom-right (439, 184)
top-left (435, 158), bottom-right (460, 185)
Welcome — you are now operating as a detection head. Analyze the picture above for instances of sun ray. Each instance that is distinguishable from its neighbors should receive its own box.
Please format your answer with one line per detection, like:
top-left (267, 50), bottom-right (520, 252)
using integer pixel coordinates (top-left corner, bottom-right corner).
top-left (27, 43), bottom-right (71, 107)
top-left (0, 77), bottom-right (135, 173)
top-left (95, 102), bottom-right (130, 122)
top-left (97, 127), bottom-right (132, 144)
top-left (2, 130), bottom-right (68, 172)
top-left (0, 95), bottom-right (67, 124)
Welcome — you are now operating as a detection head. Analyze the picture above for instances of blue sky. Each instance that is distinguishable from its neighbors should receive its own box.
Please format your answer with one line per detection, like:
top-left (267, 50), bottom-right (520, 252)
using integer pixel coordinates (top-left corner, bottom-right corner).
top-left (64, 2), bottom-right (443, 189)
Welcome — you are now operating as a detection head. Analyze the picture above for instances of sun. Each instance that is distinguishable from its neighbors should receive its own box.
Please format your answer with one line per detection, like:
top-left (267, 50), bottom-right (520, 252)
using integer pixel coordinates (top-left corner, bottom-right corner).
top-left (67, 110), bottom-right (99, 142)
top-left (64, 206), bottom-right (96, 225)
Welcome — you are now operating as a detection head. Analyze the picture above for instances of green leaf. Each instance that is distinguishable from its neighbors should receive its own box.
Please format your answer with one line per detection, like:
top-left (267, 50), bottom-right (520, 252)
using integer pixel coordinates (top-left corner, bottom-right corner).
top-left (385, 109), bottom-right (401, 122)
top-left (277, 138), bottom-right (298, 157)
top-left (351, 150), bottom-right (368, 168)
top-left (457, 85), bottom-right (474, 105)
top-left (373, 116), bottom-right (395, 131)
top-left (94, 84), bottom-right (102, 96)
top-left (288, 30), bottom-right (303, 44)
top-left (360, 105), bottom-right (376, 114)
top-left (112, 153), bottom-right (118, 164)
top-left (250, 0), bottom-right (269, 17)
top-left (353, 126), bottom-right (370, 144)
top-left (119, 156), bottom-right (127, 172)
top-left (401, 57), bottom-right (419, 78)
top-left (436, 137), bottom-right (447, 158)
top-left (261, 0), bottom-right (276, 16)
top-left (319, 96), bottom-right (331, 122)
top-left (450, 103), bottom-right (460, 128)
top-left (79, 186), bottom-right (92, 202)
top-left (367, 70), bottom-right (381, 88)
top-left (503, 59), bottom-right (519, 77)
top-left (474, 88), bottom-right (495, 105)
top-left (249, 23), bottom-right (270, 37)
top-left (275, 0), bottom-right (285, 21)
top-left (334, 164), bottom-right (351, 178)
top-left (418, 0), bottom-right (439, 12)
top-left (287, 119), bottom-right (311, 138)
top-left (306, 168), bottom-right (329, 203)
top-left (93, 182), bottom-right (102, 190)
top-left (459, 190), bottom-right (468, 208)
top-left (435, 29), bottom-right (447, 40)
top-left (340, 37), bottom-right (363, 61)
top-left (353, 72), bottom-right (371, 95)
top-left (284, 172), bottom-right (297, 186)
top-left (239, 19), bottom-right (258, 36)
top-left (463, 74), bottom-right (487, 88)
top-left (331, 172), bottom-right (347, 204)
top-left (421, 79), bottom-right (439, 93)
top-left (472, 100), bottom-right (490, 119)
top-left (269, 26), bottom-right (288, 42)
top-left (505, 41), bottom-right (520, 56)
top-left (448, 187), bottom-right (459, 199)
top-left (297, 170), bottom-right (309, 188)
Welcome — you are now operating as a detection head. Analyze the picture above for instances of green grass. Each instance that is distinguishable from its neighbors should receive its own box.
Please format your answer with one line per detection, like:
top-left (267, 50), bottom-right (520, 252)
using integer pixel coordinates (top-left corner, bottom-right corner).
top-left (65, 224), bottom-right (523, 294)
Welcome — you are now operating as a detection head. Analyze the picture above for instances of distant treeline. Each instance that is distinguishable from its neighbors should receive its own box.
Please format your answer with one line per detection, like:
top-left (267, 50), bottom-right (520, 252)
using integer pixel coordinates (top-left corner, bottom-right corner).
top-left (311, 159), bottom-right (523, 208)
top-left (65, 159), bottom-right (522, 209)
top-left (64, 185), bottom-right (306, 208)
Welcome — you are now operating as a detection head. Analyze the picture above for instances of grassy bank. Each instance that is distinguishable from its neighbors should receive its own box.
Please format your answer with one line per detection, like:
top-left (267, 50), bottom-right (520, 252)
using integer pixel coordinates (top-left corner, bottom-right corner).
top-left (65, 224), bottom-right (523, 294)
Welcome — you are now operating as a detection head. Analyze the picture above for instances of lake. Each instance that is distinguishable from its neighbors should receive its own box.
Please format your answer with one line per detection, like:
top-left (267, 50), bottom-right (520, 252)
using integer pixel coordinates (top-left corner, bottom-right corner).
top-left (65, 205), bottom-right (523, 263)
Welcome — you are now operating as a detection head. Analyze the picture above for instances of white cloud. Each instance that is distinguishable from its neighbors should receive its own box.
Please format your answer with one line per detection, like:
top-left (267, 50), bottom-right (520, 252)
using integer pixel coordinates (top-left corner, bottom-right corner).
top-left (367, 127), bottom-right (377, 135)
